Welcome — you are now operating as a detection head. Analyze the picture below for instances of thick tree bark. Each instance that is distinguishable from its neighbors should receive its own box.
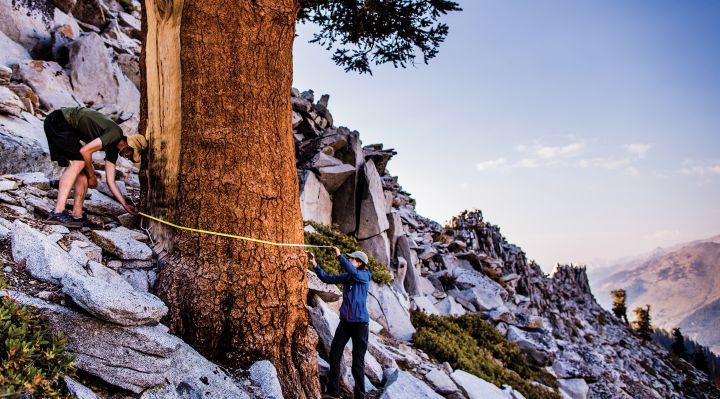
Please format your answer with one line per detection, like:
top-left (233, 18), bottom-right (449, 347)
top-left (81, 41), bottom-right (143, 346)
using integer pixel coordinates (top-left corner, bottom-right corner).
top-left (140, 1), bottom-right (320, 398)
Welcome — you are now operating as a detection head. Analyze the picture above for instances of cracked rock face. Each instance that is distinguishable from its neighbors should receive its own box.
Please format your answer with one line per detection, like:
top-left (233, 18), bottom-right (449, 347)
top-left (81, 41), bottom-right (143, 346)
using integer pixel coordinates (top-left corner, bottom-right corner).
top-left (7, 291), bottom-right (179, 393)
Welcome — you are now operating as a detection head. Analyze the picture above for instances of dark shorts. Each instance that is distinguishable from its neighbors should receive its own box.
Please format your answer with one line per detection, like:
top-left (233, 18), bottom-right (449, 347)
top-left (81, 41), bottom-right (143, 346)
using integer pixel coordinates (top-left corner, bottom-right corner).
top-left (44, 110), bottom-right (82, 167)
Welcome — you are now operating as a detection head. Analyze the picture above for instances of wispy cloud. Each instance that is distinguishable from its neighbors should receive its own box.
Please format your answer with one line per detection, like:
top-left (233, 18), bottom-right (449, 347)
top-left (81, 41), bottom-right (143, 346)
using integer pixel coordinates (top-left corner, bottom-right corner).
top-left (517, 140), bottom-right (586, 160)
top-left (624, 143), bottom-right (651, 159)
top-left (653, 229), bottom-right (680, 239)
top-left (680, 160), bottom-right (720, 176)
top-left (477, 139), bottom-right (653, 175)
top-left (476, 158), bottom-right (507, 171)
top-left (536, 142), bottom-right (586, 159)
top-left (578, 157), bottom-right (633, 170)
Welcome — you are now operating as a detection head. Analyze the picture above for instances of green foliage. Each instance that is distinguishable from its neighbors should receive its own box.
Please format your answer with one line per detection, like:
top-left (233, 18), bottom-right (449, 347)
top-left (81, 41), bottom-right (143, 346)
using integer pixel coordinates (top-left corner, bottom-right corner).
top-left (633, 305), bottom-right (652, 340)
top-left (693, 348), bottom-right (710, 374)
top-left (610, 289), bottom-right (628, 324)
top-left (0, 290), bottom-right (75, 398)
top-left (117, 0), bottom-right (136, 12)
top-left (411, 312), bottom-right (560, 399)
top-left (298, 0), bottom-right (462, 74)
top-left (437, 273), bottom-right (457, 291)
top-left (672, 328), bottom-right (687, 358)
top-left (304, 222), bottom-right (393, 284)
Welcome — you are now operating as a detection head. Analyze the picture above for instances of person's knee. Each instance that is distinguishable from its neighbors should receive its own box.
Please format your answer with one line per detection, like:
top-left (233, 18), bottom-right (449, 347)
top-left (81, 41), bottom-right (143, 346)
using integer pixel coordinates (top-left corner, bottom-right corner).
top-left (66, 160), bottom-right (85, 173)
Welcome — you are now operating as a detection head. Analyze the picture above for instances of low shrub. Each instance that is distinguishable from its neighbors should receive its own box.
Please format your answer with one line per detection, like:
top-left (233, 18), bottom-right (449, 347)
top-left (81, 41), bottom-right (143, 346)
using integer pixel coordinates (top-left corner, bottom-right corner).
top-left (411, 312), bottom-right (560, 399)
top-left (304, 222), bottom-right (393, 285)
top-left (0, 279), bottom-right (76, 398)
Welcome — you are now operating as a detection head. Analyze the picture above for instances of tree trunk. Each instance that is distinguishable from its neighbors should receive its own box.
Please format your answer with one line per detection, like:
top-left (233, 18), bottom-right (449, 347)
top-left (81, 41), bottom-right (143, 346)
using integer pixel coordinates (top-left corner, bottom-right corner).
top-left (140, 1), bottom-right (320, 398)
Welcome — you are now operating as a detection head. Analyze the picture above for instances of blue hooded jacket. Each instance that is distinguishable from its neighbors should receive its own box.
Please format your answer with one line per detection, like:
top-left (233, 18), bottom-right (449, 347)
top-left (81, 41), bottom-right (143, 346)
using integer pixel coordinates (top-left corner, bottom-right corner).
top-left (315, 255), bottom-right (372, 323)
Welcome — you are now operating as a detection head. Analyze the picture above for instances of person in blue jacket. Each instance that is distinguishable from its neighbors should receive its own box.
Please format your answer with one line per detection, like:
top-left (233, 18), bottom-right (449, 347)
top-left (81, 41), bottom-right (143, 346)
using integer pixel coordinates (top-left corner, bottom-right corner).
top-left (310, 247), bottom-right (372, 399)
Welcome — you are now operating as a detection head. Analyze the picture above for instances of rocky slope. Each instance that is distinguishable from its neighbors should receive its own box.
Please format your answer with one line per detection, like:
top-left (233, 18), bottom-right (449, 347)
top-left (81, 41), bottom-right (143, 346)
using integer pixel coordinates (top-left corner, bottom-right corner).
top-left (591, 236), bottom-right (720, 355)
top-left (292, 89), bottom-right (719, 398)
top-left (1, 0), bottom-right (719, 398)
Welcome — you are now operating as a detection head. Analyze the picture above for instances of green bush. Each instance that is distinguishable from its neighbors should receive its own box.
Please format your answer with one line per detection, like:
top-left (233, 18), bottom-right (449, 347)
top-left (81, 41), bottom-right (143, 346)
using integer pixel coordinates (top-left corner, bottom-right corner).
top-left (117, 0), bottom-right (136, 12)
top-left (0, 279), bottom-right (76, 398)
top-left (304, 222), bottom-right (393, 285)
top-left (411, 312), bottom-right (560, 399)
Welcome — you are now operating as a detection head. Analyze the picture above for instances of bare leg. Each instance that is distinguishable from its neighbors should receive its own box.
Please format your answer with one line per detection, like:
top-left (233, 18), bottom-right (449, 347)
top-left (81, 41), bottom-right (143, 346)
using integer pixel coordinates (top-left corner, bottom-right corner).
top-left (54, 160), bottom-right (85, 214)
top-left (71, 173), bottom-right (88, 219)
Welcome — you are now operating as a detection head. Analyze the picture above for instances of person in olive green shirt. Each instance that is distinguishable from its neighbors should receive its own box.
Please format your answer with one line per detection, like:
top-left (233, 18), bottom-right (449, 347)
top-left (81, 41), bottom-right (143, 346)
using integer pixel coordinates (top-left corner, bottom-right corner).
top-left (43, 106), bottom-right (147, 228)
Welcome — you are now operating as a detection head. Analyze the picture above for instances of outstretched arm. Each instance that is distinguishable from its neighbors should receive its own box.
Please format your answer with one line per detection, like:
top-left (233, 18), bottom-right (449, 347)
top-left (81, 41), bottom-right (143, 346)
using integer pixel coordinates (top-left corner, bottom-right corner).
top-left (314, 263), bottom-right (348, 284)
top-left (105, 161), bottom-right (137, 215)
top-left (79, 138), bottom-right (102, 188)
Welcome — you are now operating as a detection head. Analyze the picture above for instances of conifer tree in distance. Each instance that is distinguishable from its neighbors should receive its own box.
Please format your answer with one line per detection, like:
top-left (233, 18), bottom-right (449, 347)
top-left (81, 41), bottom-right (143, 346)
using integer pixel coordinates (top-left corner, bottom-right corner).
top-left (671, 328), bottom-right (687, 358)
top-left (693, 347), bottom-right (710, 374)
top-left (633, 305), bottom-right (652, 340)
top-left (610, 289), bottom-right (629, 324)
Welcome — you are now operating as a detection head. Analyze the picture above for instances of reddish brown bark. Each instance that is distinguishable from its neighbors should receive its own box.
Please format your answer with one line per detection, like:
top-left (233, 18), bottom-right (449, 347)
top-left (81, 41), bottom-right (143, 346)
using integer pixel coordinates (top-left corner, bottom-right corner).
top-left (140, 1), bottom-right (320, 398)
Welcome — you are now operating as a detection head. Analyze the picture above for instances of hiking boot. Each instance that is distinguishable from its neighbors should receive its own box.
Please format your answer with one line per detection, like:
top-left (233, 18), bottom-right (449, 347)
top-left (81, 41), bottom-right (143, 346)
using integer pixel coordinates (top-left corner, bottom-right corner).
top-left (73, 214), bottom-right (101, 229)
top-left (46, 211), bottom-right (82, 229)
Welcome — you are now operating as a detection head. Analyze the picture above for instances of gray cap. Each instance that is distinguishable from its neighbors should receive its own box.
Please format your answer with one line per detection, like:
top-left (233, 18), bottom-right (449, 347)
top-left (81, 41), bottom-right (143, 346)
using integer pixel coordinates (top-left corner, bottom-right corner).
top-left (346, 251), bottom-right (369, 265)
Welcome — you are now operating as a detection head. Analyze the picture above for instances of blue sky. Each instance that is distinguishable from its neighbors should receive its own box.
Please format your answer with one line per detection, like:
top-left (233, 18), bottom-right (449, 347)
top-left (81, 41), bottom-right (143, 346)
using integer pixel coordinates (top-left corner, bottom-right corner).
top-left (292, 0), bottom-right (720, 271)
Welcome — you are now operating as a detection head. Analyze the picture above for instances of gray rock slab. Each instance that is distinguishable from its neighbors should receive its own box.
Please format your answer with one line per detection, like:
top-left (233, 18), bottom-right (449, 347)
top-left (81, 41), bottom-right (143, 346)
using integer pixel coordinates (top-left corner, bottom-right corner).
top-left (452, 268), bottom-right (508, 311)
top-left (307, 269), bottom-right (342, 302)
top-left (0, 86), bottom-right (24, 116)
top-left (381, 368), bottom-right (444, 399)
top-left (120, 269), bottom-right (150, 292)
top-left (90, 228), bottom-right (152, 260)
top-left (434, 296), bottom-right (467, 316)
top-left (249, 360), bottom-right (284, 399)
top-left (141, 342), bottom-right (251, 399)
top-left (331, 132), bottom-right (362, 234)
top-left (412, 295), bottom-right (441, 315)
top-left (0, 179), bottom-right (18, 191)
top-left (81, 189), bottom-right (126, 216)
top-left (506, 325), bottom-right (558, 366)
top-left (12, 60), bottom-right (80, 110)
top-left (299, 170), bottom-right (332, 225)
top-left (367, 283), bottom-right (415, 341)
top-left (11, 220), bottom-right (87, 284)
top-left (64, 376), bottom-right (98, 399)
top-left (358, 232), bottom-right (391, 267)
top-left (14, 171), bottom-right (50, 189)
top-left (61, 271), bottom-right (168, 326)
top-left (450, 369), bottom-right (509, 399)
top-left (7, 291), bottom-right (180, 393)
top-left (357, 160), bottom-right (390, 240)
top-left (0, 31), bottom-right (31, 67)
top-left (0, 0), bottom-right (80, 53)
top-left (558, 378), bottom-right (589, 399)
top-left (424, 368), bottom-right (458, 395)
top-left (67, 32), bottom-right (139, 115)
top-left (317, 163), bottom-right (355, 193)
top-left (0, 121), bottom-right (57, 175)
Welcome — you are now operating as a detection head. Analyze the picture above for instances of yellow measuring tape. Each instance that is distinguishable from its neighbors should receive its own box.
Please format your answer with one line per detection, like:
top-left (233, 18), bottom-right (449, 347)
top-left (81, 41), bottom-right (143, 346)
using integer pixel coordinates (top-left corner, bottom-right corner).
top-left (139, 212), bottom-right (334, 248)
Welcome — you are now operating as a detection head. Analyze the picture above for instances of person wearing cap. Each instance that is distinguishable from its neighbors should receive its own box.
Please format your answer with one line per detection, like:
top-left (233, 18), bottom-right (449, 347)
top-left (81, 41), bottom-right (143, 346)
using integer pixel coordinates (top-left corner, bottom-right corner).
top-left (43, 106), bottom-right (147, 228)
top-left (310, 247), bottom-right (372, 399)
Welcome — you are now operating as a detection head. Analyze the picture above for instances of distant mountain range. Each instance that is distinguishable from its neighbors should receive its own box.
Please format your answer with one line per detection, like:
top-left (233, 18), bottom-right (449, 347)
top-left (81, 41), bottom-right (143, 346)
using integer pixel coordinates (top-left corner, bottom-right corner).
top-left (590, 235), bottom-right (720, 355)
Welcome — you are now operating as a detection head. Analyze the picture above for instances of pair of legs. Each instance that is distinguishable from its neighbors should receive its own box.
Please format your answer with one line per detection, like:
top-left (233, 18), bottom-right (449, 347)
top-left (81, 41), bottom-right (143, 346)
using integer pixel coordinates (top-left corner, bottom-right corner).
top-left (54, 160), bottom-right (89, 219)
top-left (328, 321), bottom-right (369, 399)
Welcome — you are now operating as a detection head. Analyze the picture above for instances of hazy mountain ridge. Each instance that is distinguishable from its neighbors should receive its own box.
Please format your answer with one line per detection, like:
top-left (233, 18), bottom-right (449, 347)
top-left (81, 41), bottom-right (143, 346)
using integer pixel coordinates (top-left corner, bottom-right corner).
top-left (591, 236), bottom-right (720, 354)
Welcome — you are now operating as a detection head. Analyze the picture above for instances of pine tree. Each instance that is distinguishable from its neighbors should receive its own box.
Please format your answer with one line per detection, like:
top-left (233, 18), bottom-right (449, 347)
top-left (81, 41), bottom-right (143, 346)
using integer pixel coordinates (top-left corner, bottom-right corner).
top-left (610, 289), bottom-right (629, 324)
top-left (671, 328), bottom-right (687, 358)
top-left (140, 1), bottom-right (461, 397)
top-left (633, 305), bottom-right (652, 340)
top-left (693, 347), bottom-right (710, 374)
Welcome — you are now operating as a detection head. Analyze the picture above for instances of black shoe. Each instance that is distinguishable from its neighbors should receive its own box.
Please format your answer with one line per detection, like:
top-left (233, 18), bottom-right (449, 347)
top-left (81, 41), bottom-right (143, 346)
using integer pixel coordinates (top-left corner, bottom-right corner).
top-left (73, 214), bottom-right (102, 229)
top-left (46, 211), bottom-right (82, 229)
